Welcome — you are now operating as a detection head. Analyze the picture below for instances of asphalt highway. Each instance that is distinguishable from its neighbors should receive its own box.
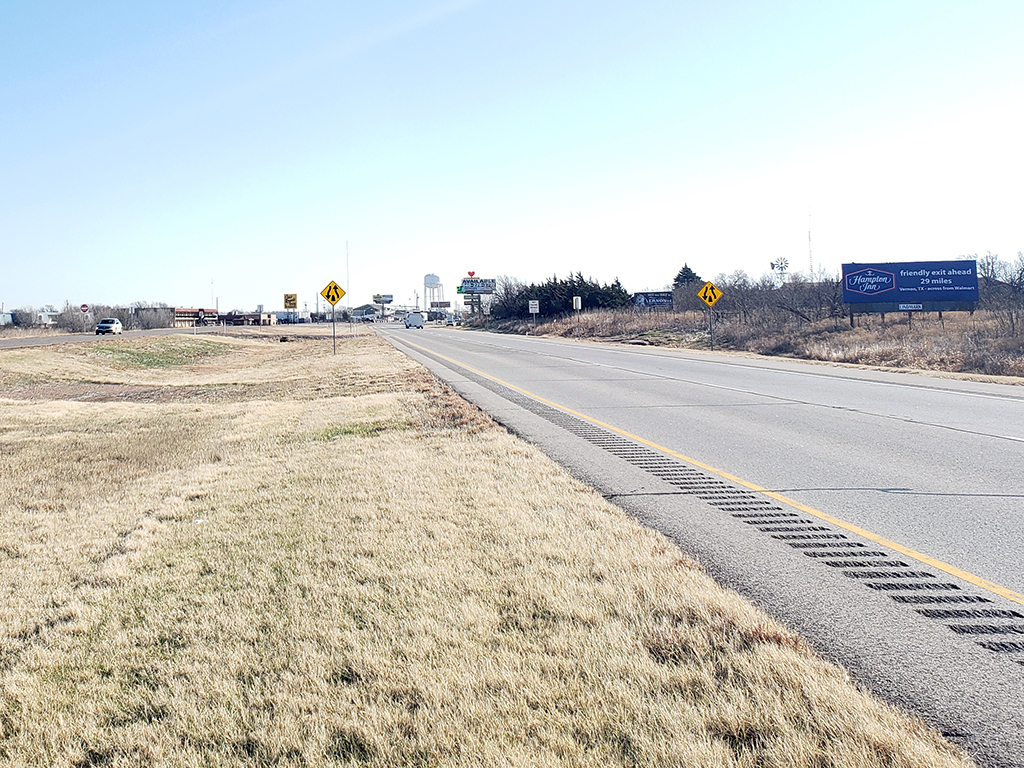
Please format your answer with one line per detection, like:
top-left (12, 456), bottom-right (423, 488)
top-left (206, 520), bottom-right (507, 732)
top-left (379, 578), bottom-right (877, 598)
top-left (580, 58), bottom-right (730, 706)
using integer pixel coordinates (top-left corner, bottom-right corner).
top-left (379, 324), bottom-right (1024, 768)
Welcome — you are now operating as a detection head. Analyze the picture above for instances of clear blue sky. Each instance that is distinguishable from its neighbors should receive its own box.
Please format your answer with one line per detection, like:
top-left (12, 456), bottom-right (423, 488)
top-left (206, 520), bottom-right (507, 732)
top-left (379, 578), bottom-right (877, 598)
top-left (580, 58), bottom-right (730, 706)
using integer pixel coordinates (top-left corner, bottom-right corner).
top-left (3, 1), bottom-right (1023, 312)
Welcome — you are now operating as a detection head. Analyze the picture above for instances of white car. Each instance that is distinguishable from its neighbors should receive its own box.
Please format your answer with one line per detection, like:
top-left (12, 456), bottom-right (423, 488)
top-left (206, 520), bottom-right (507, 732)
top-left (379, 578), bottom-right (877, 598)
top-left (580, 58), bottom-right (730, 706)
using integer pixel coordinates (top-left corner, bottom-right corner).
top-left (404, 312), bottom-right (424, 328)
top-left (95, 318), bottom-right (123, 335)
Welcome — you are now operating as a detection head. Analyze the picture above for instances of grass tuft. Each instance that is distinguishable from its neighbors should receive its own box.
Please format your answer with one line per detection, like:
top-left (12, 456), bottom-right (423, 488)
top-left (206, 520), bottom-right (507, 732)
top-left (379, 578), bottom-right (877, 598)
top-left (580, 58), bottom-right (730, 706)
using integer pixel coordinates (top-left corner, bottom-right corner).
top-left (93, 337), bottom-right (232, 368)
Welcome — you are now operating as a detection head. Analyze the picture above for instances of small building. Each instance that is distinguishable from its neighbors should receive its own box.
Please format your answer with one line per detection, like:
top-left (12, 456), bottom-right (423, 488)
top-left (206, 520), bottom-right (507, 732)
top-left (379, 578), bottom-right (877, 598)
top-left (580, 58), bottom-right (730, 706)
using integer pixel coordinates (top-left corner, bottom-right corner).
top-left (351, 304), bottom-right (380, 321)
top-left (0, 312), bottom-right (12, 326)
top-left (222, 311), bottom-right (277, 326)
top-left (174, 308), bottom-right (220, 328)
top-left (276, 310), bottom-right (310, 324)
top-left (37, 306), bottom-right (60, 326)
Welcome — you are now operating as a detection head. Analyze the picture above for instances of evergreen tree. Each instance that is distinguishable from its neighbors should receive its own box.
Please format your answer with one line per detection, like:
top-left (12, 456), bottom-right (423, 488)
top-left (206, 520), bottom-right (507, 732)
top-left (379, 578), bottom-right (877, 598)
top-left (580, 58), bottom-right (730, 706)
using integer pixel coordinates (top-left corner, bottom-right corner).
top-left (673, 264), bottom-right (702, 288)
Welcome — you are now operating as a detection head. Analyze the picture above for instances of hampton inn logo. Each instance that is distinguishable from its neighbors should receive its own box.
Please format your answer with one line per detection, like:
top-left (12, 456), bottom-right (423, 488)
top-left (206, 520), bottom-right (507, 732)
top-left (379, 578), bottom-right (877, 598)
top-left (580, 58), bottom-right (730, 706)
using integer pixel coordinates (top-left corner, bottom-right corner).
top-left (844, 267), bottom-right (895, 296)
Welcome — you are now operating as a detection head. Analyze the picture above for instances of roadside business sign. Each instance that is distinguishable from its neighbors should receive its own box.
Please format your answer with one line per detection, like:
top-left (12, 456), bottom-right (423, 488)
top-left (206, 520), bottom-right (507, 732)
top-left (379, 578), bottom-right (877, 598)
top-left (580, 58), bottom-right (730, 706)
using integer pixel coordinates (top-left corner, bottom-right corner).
top-left (284, 293), bottom-right (297, 309)
top-left (372, 294), bottom-right (394, 304)
top-left (842, 261), bottom-right (978, 311)
top-left (633, 291), bottom-right (673, 308)
top-left (321, 281), bottom-right (344, 305)
top-left (461, 278), bottom-right (496, 295)
top-left (698, 281), bottom-right (722, 308)
top-left (430, 301), bottom-right (451, 308)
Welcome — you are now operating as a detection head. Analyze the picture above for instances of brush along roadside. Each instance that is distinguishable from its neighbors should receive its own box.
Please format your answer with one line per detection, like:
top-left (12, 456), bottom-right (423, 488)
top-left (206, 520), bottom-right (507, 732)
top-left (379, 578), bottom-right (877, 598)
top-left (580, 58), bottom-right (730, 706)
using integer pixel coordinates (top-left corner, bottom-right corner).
top-left (0, 330), bottom-right (973, 767)
top-left (533, 308), bottom-right (1024, 380)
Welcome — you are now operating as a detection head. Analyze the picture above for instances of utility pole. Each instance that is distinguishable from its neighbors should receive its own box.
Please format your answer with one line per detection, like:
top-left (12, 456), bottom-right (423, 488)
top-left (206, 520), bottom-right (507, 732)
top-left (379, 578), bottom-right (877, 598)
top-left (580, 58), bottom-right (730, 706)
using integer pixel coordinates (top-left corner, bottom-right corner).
top-left (808, 208), bottom-right (813, 277)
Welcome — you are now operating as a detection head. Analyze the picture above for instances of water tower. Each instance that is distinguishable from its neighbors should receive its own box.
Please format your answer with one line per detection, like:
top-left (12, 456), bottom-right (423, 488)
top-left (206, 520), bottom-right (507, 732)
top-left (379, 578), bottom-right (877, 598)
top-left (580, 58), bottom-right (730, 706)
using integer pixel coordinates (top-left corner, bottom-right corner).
top-left (424, 274), bottom-right (443, 312)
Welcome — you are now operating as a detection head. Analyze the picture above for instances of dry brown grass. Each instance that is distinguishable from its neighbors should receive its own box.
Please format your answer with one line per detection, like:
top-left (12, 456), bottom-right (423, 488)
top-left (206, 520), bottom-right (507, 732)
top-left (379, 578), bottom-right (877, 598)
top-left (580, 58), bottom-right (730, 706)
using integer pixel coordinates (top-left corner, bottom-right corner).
top-left (0, 330), bottom-right (974, 766)
top-left (533, 308), bottom-right (1024, 380)
top-left (0, 326), bottom-right (71, 340)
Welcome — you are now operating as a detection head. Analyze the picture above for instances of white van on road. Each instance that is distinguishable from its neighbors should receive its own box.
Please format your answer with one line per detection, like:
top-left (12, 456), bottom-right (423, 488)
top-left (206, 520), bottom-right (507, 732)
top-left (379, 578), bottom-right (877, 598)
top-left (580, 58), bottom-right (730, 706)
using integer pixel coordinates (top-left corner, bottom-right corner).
top-left (404, 312), bottom-right (424, 329)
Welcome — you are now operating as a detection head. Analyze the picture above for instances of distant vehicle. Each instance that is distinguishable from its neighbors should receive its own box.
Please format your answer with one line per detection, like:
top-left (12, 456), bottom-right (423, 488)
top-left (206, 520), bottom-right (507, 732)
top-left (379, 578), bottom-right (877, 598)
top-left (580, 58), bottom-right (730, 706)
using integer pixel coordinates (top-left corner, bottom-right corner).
top-left (95, 318), bottom-right (123, 335)
top-left (405, 312), bottom-right (424, 329)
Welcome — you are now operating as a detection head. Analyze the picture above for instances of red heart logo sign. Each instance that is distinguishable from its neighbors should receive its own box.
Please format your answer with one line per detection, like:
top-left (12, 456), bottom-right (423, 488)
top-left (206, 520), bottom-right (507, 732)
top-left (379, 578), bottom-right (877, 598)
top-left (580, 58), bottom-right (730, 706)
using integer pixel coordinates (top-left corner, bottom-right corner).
top-left (468, 271), bottom-right (475, 277)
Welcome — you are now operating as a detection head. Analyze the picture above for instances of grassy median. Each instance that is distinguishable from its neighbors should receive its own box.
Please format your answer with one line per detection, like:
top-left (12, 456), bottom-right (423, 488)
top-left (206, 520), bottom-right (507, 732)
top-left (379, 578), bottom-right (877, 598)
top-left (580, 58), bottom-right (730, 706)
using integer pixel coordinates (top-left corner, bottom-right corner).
top-left (0, 328), bottom-right (973, 767)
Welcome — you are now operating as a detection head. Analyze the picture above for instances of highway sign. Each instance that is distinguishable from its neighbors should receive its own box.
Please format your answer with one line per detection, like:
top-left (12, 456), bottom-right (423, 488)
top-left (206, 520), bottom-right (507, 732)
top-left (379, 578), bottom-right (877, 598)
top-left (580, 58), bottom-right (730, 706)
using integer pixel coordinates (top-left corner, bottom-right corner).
top-left (698, 281), bottom-right (722, 308)
top-left (321, 281), bottom-right (345, 305)
top-left (529, 300), bottom-right (539, 314)
top-left (284, 293), bottom-right (297, 309)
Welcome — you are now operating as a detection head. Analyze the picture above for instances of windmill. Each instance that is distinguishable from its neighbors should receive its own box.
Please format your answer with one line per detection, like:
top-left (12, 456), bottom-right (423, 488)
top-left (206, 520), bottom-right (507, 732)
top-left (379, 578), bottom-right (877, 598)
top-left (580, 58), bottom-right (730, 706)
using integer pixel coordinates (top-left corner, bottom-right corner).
top-left (770, 258), bottom-right (789, 278)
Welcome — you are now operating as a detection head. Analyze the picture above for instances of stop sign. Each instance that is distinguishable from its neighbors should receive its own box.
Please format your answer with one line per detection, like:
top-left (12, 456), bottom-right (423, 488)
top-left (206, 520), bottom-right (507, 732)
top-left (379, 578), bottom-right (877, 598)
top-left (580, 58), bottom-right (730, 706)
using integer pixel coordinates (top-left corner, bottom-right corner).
top-left (80, 304), bottom-right (88, 313)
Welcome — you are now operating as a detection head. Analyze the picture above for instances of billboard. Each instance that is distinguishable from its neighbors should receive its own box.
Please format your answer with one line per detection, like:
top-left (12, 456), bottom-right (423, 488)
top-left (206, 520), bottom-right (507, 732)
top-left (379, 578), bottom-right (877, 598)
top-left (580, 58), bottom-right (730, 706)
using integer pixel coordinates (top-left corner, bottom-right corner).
top-left (842, 261), bottom-right (978, 309)
top-left (459, 278), bottom-right (496, 295)
top-left (633, 291), bottom-right (673, 308)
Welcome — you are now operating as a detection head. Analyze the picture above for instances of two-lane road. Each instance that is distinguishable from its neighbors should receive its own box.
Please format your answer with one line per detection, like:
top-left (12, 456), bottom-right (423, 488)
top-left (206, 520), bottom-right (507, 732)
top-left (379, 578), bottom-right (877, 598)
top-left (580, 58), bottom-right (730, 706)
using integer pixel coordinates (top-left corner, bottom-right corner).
top-left (380, 325), bottom-right (1024, 768)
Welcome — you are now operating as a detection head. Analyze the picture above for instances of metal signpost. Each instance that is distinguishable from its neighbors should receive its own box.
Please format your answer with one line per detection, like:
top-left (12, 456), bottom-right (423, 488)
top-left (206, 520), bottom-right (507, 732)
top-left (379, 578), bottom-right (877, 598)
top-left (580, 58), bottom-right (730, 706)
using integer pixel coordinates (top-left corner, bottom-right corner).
top-left (458, 276), bottom-right (495, 319)
top-left (372, 294), bottom-right (393, 323)
top-left (80, 304), bottom-right (88, 333)
top-left (698, 281), bottom-right (723, 350)
top-left (529, 299), bottom-right (539, 333)
top-left (320, 281), bottom-right (345, 354)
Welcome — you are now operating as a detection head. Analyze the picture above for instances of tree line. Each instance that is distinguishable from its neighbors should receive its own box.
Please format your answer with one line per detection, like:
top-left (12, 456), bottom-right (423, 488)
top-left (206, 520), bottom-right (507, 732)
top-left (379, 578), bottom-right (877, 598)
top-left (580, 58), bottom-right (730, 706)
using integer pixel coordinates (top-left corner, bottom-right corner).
top-left (489, 273), bottom-right (632, 320)
top-left (490, 252), bottom-right (1024, 337)
top-left (4, 301), bottom-right (174, 331)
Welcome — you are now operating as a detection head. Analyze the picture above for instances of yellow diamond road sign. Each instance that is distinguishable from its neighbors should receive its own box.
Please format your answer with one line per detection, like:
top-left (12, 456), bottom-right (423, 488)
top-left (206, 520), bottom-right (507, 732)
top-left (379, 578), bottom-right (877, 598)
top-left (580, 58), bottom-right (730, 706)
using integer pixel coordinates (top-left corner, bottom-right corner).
top-left (698, 281), bottom-right (722, 308)
top-left (321, 281), bottom-right (345, 305)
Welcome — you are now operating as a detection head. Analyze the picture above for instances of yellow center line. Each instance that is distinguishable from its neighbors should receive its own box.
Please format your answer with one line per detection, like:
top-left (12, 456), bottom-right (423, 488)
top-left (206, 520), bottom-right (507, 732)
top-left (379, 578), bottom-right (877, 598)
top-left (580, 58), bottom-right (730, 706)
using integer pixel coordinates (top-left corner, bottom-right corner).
top-left (399, 333), bottom-right (1024, 607)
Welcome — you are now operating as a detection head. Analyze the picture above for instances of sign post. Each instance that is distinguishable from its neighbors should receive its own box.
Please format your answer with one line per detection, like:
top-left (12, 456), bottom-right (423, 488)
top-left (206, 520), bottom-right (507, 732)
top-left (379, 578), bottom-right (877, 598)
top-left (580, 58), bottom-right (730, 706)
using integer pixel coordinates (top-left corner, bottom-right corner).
top-left (320, 281), bottom-right (345, 354)
top-left (529, 299), bottom-right (539, 333)
top-left (697, 281), bottom-right (723, 351)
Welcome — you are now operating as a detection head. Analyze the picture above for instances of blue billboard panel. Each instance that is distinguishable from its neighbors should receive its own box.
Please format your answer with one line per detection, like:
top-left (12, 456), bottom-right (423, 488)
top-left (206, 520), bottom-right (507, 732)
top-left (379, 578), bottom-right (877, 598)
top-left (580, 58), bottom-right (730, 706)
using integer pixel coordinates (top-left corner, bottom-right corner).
top-left (633, 291), bottom-right (673, 308)
top-left (842, 261), bottom-right (978, 305)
